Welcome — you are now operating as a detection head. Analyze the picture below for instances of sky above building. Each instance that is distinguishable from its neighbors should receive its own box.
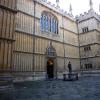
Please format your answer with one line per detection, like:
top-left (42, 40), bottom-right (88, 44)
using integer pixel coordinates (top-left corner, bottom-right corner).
top-left (48, 0), bottom-right (100, 16)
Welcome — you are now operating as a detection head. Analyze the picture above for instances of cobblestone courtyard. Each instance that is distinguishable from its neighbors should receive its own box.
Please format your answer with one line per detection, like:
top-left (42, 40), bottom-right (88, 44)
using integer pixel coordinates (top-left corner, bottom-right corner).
top-left (1, 76), bottom-right (100, 100)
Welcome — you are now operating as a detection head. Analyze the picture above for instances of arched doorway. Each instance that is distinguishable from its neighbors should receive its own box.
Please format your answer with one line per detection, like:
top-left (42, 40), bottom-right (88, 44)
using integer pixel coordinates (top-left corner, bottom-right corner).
top-left (47, 59), bottom-right (54, 78)
top-left (46, 41), bottom-right (57, 79)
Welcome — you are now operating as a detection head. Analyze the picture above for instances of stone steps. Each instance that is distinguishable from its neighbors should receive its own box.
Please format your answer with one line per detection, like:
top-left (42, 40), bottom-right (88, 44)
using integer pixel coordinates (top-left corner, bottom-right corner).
top-left (80, 70), bottom-right (100, 77)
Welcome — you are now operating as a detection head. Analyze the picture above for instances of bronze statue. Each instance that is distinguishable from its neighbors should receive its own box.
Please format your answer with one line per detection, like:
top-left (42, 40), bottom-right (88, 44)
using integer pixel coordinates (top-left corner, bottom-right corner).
top-left (68, 61), bottom-right (72, 73)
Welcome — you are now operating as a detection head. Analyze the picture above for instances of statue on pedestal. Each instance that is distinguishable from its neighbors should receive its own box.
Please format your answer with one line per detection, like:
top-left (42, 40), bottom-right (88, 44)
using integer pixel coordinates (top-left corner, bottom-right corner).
top-left (68, 61), bottom-right (72, 73)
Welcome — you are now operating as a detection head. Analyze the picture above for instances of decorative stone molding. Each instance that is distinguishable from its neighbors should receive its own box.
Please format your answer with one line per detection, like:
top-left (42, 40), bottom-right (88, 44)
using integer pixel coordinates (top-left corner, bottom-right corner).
top-left (34, 0), bottom-right (75, 21)
top-left (76, 10), bottom-right (100, 22)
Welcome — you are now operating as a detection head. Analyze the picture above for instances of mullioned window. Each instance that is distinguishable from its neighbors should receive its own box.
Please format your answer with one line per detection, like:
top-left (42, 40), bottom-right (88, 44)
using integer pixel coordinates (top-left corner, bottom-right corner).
top-left (40, 11), bottom-right (58, 34)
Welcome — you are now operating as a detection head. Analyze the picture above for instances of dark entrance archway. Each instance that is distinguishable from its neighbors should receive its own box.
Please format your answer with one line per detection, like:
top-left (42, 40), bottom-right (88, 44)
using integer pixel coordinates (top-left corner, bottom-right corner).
top-left (46, 41), bottom-right (57, 79)
top-left (47, 59), bottom-right (54, 78)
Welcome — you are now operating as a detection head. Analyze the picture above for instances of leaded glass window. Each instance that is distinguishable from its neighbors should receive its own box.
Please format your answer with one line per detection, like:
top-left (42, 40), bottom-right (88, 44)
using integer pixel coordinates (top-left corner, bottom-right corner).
top-left (40, 16), bottom-right (44, 31)
top-left (44, 15), bottom-right (46, 31)
top-left (40, 12), bottom-right (58, 34)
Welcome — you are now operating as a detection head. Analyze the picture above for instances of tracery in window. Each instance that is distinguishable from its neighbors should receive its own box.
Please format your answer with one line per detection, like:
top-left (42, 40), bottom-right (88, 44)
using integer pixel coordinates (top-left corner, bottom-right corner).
top-left (40, 11), bottom-right (58, 34)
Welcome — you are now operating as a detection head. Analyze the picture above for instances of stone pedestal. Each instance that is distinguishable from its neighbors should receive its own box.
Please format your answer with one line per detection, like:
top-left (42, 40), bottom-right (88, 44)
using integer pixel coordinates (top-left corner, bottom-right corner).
top-left (63, 73), bottom-right (78, 81)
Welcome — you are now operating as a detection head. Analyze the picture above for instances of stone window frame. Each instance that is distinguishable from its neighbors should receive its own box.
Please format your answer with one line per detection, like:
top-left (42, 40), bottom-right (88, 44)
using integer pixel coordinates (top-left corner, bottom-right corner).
top-left (40, 11), bottom-right (59, 34)
top-left (84, 45), bottom-right (91, 52)
top-left (82, 27), bottom-right (89, 33)
top-left (85, 63), bottom-right (93, 69)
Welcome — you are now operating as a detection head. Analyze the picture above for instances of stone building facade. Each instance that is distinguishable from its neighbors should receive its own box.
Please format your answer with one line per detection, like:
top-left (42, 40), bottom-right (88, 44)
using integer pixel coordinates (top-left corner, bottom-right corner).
top-left (0, 0), bottom-right (17, 76)
top-left (0, 0), bottom-right (100, 81)
top-left (78, 10), bottom-right (100, 70)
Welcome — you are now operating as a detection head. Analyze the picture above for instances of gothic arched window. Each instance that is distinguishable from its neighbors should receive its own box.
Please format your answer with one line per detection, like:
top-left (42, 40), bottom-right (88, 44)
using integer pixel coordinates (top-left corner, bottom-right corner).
top-left (40, 15), bottom-right (44, 31)
top-left (40, 12), bottom-right (58, 34)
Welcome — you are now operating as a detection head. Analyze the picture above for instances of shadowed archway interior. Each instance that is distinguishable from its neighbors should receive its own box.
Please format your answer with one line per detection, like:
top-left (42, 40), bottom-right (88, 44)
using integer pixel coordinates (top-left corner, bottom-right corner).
top-left (47, 59), bottom-right (54, 78)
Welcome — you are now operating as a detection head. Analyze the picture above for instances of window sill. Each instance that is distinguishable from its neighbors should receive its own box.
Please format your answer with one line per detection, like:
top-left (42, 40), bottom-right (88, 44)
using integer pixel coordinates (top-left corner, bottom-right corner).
top-left (41, 31), bottom-right (59, 37)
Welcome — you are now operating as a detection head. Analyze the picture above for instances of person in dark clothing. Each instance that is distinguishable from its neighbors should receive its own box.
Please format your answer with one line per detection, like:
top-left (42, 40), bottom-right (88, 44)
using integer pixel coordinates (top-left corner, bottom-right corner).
top-left (67, 61), bottom-right (72, 79)
top-left (68, 61), bottom-right (72, 73)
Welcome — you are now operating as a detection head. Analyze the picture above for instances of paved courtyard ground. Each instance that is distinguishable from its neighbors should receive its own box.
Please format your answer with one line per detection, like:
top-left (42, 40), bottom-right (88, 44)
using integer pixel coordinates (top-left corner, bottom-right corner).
top-left (0, 76), bottom-right (100, 100)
